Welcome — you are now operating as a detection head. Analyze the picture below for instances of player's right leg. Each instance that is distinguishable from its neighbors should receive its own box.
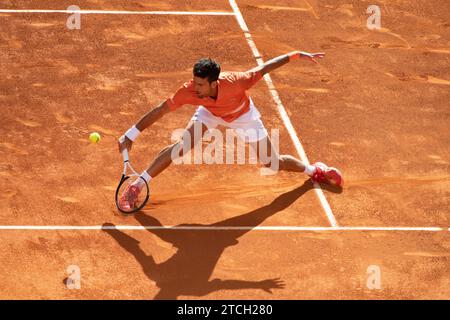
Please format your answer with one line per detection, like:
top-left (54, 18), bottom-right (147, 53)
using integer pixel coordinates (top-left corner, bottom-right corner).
top-left (119, 120), bottom-right (208, 209)
top-left (251, 135), bottom-right (343, 187)
top-left (145, 120), bottom-right (208, 178)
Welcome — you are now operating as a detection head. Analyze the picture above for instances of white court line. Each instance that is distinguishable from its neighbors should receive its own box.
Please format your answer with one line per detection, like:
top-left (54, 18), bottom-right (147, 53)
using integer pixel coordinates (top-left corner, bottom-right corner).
top-left (0, 9), bottom-right (235, 16)
top-left (229, 0), bottom-right (338, 227)
top-left (0, 226), bottom-right (446, 231)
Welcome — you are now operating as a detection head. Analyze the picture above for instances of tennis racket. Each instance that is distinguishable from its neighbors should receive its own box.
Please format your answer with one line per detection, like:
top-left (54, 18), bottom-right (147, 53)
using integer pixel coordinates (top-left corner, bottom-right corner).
top-left (115, 149), bottom-right (150, 214)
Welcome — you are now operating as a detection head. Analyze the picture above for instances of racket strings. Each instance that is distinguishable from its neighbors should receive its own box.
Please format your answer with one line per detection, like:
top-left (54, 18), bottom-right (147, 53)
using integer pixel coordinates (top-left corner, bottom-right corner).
top-left (116, 175), bottom-right (149, 213)
top-left (115, 155), bottom-right (150, 214)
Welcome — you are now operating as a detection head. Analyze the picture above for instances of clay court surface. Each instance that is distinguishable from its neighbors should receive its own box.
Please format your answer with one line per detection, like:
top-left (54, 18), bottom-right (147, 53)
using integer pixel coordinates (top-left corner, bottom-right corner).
top-left (0, 0), bottom-right (449, 299)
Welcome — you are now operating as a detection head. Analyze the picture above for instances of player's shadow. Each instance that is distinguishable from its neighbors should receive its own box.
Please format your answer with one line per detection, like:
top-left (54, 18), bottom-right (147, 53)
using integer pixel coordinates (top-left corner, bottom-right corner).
top-left (103, 179), bottom-right (339, 299)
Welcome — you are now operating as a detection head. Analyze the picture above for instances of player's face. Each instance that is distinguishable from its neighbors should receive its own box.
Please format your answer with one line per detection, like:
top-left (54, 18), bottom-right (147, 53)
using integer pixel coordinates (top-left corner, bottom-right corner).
top-left (193, 76), bottom-right (214, 98)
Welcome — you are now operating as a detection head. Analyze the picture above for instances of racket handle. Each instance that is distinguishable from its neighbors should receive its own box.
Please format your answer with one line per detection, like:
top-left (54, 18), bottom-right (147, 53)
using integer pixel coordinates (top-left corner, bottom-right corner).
top-left (122, 149), bottom-right (129, 162)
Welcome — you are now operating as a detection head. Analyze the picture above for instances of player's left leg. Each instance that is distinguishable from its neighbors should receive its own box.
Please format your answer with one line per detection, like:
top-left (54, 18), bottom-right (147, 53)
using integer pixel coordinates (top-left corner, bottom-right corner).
top-left (249, 134), bottom-right (307, 173)
top-left (250, 134), bottom-right (343, 186)
top-left (244, 118), bottom-right (343, 186)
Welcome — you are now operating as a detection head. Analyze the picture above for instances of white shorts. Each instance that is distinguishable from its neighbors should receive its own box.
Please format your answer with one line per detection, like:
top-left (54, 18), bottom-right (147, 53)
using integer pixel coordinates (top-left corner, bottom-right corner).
top-left (191, 98), bottom-right (268, 143)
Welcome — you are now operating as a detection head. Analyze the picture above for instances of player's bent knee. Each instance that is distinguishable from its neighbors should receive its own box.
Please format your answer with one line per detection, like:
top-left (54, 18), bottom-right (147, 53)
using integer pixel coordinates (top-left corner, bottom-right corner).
top-left (262, 160), bottom-right (272, 168)
top-left (262, 155), bottom-right (282, 169)
top-left (276, 156), bottom-right (288, 170)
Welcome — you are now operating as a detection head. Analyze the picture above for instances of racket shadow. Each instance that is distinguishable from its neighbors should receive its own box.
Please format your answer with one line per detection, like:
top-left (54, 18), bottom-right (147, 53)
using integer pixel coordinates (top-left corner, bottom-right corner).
top-left (103, 179), bottom-right (322, 300)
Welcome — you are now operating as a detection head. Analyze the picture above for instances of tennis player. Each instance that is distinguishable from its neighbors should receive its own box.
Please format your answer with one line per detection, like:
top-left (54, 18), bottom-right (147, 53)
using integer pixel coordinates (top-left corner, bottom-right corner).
top-left (117, 51), bottom-right (343, 210)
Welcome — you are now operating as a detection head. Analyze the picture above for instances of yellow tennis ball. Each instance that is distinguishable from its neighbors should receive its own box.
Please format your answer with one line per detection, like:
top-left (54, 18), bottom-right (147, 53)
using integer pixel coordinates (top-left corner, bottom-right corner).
top-left (89, 132), bottom-right (101, 144)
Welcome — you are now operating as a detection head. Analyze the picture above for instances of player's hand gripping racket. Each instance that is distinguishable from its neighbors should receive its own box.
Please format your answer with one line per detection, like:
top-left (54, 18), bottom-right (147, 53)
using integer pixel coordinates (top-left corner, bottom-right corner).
top-left (115, 149), bottom-right (150, 214)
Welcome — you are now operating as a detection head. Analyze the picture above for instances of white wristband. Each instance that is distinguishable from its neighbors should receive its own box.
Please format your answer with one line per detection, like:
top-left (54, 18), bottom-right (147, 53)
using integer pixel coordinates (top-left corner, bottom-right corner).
top-left (125, 125), bottom-right (141, 141)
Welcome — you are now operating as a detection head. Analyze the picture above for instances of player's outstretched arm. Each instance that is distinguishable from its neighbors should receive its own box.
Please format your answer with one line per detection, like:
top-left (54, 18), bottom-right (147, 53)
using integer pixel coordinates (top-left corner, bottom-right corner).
top-left (249, 51), bottom-right (325, 75)
top-left (118, 101), bottom-right (170, 153)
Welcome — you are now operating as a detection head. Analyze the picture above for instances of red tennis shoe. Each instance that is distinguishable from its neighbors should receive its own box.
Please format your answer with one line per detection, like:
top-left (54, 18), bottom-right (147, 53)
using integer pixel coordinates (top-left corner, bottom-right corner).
top-left (119, 184), bottom-right (140, 210)
top-left (311, 162), bottom-right (344, 187)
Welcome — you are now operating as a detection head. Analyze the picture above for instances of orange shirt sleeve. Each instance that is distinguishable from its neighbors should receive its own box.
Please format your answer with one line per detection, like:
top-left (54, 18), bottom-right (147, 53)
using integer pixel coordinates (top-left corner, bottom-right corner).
top-left (236, 70), bottom-right (263, 90)
top-left (165, 81), bottom-right (194, 111)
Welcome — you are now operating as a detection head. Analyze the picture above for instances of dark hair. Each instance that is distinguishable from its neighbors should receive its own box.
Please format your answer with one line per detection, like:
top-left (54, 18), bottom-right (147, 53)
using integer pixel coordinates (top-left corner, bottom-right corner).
top-left (193, 58), bottom-right (220, 83)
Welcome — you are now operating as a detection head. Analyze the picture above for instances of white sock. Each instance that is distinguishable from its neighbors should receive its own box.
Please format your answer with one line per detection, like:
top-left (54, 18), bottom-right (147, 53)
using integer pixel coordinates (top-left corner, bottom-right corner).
top-left (304, 164), bottom-right (316, 176)
top-left (133, 171), bottom-right (152, 191)
top-left (140, 170), bottom-right (152, 184)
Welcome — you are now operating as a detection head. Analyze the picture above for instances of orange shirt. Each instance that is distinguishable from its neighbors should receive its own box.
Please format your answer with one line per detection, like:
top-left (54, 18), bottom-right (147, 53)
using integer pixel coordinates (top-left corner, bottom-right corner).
top-left (165, 70), bottom-right (263, 122)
